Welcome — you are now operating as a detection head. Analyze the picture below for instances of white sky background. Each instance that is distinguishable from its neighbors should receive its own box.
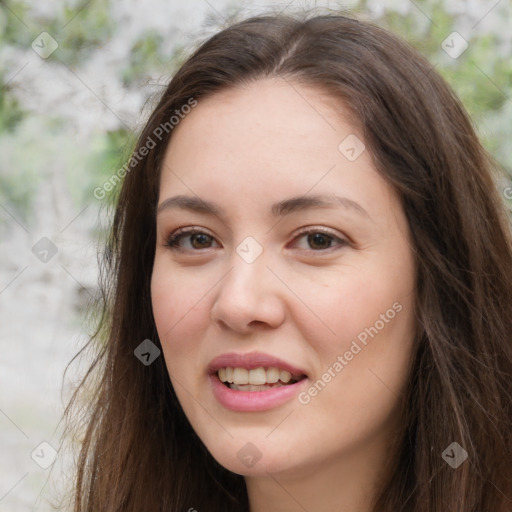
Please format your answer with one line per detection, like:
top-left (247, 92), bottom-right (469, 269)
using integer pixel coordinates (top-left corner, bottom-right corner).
top-left (0, 0), bottom-right (510, 510)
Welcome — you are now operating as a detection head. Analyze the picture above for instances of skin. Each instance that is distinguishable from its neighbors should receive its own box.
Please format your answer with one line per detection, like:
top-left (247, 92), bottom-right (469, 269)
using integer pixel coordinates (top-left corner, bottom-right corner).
top-left (151, 78), bottom-right (417, 512)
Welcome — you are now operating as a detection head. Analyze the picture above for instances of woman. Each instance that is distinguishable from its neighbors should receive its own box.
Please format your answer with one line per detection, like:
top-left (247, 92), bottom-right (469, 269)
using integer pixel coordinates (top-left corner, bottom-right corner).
top-left (63, 12), bottom-right (512, 512)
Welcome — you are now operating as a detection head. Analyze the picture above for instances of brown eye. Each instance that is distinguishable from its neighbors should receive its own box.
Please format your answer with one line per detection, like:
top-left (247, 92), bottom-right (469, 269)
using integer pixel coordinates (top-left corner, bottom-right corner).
top-left (165, 229), bottom-right (219, 251)
top-left (292, 228), bottom-right (348, 252)
top-left (307, 232), bottom-right (334, 250)
top-left (188, 233), bottom-right (214, 249)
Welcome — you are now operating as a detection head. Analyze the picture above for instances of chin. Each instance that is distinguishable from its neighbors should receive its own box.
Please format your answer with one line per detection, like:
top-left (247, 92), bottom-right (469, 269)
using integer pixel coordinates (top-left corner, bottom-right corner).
top-left (204, 440), bottom-right (297, 477)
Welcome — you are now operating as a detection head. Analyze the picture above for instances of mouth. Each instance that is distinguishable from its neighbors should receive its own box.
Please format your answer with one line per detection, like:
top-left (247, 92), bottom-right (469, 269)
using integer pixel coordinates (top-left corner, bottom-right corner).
top-left (208, 353), bottom-right (309, 411)
top-left (216, 366), bottom-right (307, 392)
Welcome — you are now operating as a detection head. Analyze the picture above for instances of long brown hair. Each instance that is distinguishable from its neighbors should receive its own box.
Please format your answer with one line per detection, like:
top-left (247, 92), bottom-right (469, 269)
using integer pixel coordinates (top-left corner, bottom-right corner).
top-left (61, 11), bottom-right (512, 512)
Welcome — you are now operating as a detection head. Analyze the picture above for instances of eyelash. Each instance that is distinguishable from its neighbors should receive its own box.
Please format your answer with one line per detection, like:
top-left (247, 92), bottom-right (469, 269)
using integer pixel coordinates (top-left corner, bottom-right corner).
top-left (163, 226), bottom-right (348, 253)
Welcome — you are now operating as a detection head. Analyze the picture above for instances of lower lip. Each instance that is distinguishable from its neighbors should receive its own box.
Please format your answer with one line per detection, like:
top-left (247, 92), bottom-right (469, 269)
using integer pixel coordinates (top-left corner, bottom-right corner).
top-left (210, 374), bottom-right (308, 412)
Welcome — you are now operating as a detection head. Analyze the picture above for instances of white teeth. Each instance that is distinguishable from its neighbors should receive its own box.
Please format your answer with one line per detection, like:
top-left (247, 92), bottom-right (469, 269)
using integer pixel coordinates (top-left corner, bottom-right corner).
top-left (217, 366), bottom-right (302, 386)
top-left (248, 367), bottom-right (267, 385)
top-left (233, 367), bottom-right (249, 384)
top-left (279, 370), bottom-right (292, 383)
top-left (266, 367), bottom-right (280, 383)
top-left (230, 382), bottom-right (287, 391)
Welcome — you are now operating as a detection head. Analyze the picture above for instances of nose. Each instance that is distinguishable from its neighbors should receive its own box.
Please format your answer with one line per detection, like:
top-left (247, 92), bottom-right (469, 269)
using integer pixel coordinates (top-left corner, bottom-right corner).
top-left (210, 250), bottom-right (286, 333)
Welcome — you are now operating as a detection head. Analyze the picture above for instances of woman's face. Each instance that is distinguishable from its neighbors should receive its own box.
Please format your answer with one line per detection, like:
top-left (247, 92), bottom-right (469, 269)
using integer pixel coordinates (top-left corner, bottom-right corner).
top-left (151, 78), bottom-right (417, 479)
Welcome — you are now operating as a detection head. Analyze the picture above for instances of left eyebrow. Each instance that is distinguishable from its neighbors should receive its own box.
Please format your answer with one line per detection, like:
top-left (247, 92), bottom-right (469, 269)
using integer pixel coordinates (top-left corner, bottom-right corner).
top-left (156, 193), bottom-right (370, 219)
top-left (270, 194), bottom-right (370, 218)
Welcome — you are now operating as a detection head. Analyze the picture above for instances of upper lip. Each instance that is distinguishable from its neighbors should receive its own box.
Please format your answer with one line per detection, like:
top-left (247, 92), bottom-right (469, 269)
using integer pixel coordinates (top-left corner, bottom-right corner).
top-left (208, 351), bottom-right (308, 378)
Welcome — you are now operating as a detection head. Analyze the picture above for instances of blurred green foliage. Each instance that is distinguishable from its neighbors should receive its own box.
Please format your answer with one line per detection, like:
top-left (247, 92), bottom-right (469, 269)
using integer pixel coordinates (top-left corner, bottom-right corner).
top-left (47, 2), bottom-right (115, 68)
top-left (0, 81), bottom-right (23, 132)
top-left (381, 1), bottom-right (512, 146)
top-left (122, 30), bottom-right (165, 87)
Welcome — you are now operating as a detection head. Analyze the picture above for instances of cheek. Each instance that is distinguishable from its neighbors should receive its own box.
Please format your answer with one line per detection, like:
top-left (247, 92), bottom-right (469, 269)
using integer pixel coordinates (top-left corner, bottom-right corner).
top-left (291, 260), bottom-right (416, 393)
top-left (150, 265), bottom-right (210, 357)
top-left (290, 268), bottom-right (403, 346)
top-left (291, 276), bottom-right (415, 445)
top-left (151, 266), bottom-right (212, 417)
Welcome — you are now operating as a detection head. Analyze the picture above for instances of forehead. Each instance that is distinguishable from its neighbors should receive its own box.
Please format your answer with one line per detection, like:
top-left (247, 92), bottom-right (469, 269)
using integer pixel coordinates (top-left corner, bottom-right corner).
top-left (161, 79), bottom-right (361, 178)
top-left (157, 78), bottom-right (401, 225)
top-left (175, 78), bottom-right (352, 140)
